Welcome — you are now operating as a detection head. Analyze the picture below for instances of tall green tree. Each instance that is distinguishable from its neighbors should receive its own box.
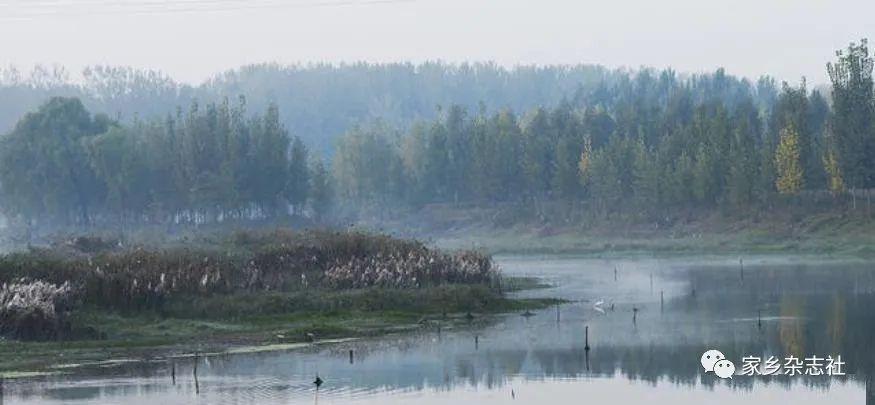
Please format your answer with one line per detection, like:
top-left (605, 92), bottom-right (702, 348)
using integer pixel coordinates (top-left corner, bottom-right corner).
top-left (309, 157), bottom-right (333, 220)
top-left (248, 103), bottom-right (290, 216)
top-left (84, 125), bottom-right (150, 224)
top-left (0, 97), bottom-right (110, 227)
top-left (726, 101), bottom-right (760, 208)
top-left (286, 136), bottom-right (309, 215)
top-left (632, 139), bottom-right (662, 214)
top-left (522, 108), bottom-right (553, 200)
top-left (828, 39), bottom-right (875, 192)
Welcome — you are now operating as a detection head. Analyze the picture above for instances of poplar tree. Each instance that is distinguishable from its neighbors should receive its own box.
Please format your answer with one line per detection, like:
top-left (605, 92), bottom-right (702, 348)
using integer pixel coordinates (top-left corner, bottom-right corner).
top-left (828, 40), bottom-right (875, 193)
top-left (286, 136), bottom-right (309, 215)
top-left (775, 127), bottom-right (804, 195)
top-left (823, 149), bottom-right (846, 197)
top-left (309, 157), bottom-right (333, 220)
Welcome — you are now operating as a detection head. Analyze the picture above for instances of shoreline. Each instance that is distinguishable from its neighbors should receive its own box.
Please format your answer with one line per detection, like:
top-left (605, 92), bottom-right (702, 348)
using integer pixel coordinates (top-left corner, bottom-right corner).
top-left (0, 282), bottom-right (560, 376)
top-left (5, 222), bottom-right (874, 377)
top-left (429, 226), bottom-right (875, 258)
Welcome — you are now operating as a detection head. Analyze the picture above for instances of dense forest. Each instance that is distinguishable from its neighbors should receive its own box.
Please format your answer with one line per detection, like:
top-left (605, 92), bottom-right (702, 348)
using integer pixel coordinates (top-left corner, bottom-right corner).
top-left (0, 96), bottom-right (329, 230)
top-left (335, 41), bottom-right (873, 220)
top-left (0, 62), bottom-right (616, 155)
top-left (0, 40), bottom-right (873, 235)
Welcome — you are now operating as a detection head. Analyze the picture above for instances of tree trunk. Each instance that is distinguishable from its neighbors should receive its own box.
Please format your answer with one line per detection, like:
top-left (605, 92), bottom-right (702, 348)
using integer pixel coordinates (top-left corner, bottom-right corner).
top-left (852, 187), bottom-right (857, 211)
top-left (868, 188), bottom-right (872, 218)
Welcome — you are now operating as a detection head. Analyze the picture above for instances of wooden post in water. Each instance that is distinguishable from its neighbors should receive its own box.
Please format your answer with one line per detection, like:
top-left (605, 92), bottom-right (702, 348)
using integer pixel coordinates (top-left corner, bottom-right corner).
top-left (475, 335), bottom-right (479, 350)
top-left (740, 257), bottom-right (744, 281)
top-left (866, 375), bottom-right (874, 405)
top-left (632, 307), bottom-right (638, 325)
top-left (556, 304), bottom-right (560, 323)
top-left (314, 375), bottom-right (323, 405)
top-left (584, 326), bottom-right (590, 351)
top-left (349, 349), bottom-right (354, 365)
top-left (583, 325), bottom-right (591, 373)
top-left (171, 361), bottom-right (176, 385)
top-left (614, 267), bottom-right (618, 281)
top-left (757, 309), bottom-right (762, 330)
top-left (193, 353), bottom-right (200, 395)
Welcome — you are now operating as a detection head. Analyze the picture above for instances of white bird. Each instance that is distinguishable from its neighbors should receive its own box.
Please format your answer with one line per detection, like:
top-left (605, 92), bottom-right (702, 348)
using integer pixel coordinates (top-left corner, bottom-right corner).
top-left (593, 299), bottom-right (606, 315)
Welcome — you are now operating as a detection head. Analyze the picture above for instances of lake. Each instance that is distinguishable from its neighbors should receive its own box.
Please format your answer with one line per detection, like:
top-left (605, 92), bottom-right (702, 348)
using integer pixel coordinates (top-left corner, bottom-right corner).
top-left (3, 254), bottom-right (873, 404)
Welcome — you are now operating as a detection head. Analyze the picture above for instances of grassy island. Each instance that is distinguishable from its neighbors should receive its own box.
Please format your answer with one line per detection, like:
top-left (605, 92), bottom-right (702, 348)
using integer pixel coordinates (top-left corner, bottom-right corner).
top-left (0, 229), bottom-right (557, 373)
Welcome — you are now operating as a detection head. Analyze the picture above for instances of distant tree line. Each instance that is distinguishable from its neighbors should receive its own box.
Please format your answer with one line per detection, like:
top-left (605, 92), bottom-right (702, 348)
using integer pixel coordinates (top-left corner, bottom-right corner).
top-left (0, 62), bottom-right (628, 155)
top-left (0, 40), bottom-right (873, 232)
top-left (333, 40), bottom-right (875, 220)
top-left (0, 96), bottom-right (332, 230)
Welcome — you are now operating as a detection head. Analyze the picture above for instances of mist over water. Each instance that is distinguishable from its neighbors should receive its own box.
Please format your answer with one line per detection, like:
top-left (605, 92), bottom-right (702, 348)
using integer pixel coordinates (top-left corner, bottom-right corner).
top-left (1, 3), bottom-right (874, 405)
top-left (4, 255), bottom-right (872, 404)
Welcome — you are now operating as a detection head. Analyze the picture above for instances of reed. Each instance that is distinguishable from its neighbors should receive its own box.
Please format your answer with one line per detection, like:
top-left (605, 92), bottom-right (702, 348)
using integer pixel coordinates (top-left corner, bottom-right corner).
top-left (0, 229), bottom-right (503, 340)
top-left (0, 280), bottom-right (76, 340)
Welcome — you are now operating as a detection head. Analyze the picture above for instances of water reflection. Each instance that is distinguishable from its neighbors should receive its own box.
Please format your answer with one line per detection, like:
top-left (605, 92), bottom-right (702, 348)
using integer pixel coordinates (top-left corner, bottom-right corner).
top-left (4, 255), bottom-right (875, 404)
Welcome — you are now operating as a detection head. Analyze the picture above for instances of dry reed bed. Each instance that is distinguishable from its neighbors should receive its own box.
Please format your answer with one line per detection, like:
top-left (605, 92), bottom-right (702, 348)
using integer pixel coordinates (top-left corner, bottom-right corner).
top-left (0, 230), bottom-right (499, 316)
top-left (0, 279), bottom-right (76, 340)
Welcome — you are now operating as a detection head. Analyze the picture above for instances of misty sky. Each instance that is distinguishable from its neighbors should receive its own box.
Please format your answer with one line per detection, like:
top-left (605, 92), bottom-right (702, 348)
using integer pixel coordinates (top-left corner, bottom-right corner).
top-left (0, 0), bottom-right (872, 85)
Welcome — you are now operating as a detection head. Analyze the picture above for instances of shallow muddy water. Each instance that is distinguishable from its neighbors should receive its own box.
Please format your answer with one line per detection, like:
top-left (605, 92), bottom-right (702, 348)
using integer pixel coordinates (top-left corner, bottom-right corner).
top-left (4, 255), bottom-right (875, 404)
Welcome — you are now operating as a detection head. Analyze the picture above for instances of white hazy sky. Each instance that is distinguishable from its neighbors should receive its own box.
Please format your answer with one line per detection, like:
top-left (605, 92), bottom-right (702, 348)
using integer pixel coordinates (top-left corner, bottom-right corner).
top-left (0, 0), bottom-right (872, 85)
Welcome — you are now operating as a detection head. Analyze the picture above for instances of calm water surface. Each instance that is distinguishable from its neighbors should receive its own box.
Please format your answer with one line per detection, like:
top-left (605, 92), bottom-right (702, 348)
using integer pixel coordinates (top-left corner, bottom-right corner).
top-left (4, 255), bottom-right (875, 404)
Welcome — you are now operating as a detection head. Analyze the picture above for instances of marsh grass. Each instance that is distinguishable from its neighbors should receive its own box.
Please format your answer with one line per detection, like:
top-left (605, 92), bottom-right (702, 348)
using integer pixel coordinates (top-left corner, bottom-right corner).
top-left (0, 230), bottom-right (498, 308)
top-left (0, 229), bottom-right (517, 342)
top-left (160, 284), bottom-right (540, 320)
top-left (0, 280), bottom-right (559, 372)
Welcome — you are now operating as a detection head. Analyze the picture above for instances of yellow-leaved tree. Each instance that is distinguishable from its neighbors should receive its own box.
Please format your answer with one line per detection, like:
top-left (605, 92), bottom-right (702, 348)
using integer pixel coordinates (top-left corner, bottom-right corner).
top-left (823, 149), bottom-right (845, 196)
top-left (775, 127), bottom-right (804, 195)
top-left (578, 135), bottom-right (593, 187)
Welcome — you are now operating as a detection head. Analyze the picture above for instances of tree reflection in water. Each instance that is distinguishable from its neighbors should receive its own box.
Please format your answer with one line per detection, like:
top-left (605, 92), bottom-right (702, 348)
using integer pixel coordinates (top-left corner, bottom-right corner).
top-left (5, 256), bottom-right (875, 404)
